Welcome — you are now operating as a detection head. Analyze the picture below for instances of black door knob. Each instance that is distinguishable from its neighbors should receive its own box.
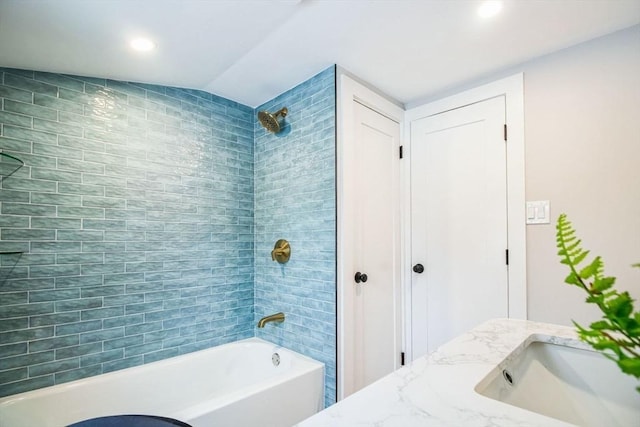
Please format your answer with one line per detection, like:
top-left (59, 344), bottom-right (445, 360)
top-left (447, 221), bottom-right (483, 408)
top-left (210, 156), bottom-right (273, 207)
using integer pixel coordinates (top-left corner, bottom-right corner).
top-left (354, 272), bottom-right (368, 283)
top-left (413, 263), bottom-right (424, 274)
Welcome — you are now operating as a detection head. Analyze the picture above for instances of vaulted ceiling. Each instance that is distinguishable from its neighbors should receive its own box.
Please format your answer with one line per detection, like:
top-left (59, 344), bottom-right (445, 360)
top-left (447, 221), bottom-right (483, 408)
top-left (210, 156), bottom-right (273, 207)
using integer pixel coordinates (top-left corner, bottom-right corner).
top-left (1, 0), bottom-right (638, 107)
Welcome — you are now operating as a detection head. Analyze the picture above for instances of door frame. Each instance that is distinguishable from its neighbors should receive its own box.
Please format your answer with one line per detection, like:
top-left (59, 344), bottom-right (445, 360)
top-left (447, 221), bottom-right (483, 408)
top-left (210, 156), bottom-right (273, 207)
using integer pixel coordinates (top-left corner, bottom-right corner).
top-left (336, 69), bottom-right (405, 400)
top-left (404, 73), bottom-right (527, 361)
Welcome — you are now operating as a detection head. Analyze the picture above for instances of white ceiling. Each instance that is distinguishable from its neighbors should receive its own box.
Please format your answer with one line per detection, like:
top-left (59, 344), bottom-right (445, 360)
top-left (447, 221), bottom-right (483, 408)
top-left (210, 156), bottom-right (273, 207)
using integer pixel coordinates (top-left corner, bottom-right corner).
top-left (1, 0), bottom-right (639, 108)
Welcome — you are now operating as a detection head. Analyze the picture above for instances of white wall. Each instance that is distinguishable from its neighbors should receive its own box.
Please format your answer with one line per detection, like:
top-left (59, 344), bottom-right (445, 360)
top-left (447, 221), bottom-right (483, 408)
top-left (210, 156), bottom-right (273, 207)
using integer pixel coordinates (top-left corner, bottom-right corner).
top-left (407, 25), bottom-right (640, 327)
top-left (523, 25), bottom-right (640, 325)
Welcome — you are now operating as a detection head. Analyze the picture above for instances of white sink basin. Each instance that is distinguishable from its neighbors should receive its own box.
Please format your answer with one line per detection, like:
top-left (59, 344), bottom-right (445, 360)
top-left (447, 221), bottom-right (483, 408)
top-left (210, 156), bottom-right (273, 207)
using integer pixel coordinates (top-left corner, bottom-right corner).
top-left (475, 340), bottom-right (640, 427)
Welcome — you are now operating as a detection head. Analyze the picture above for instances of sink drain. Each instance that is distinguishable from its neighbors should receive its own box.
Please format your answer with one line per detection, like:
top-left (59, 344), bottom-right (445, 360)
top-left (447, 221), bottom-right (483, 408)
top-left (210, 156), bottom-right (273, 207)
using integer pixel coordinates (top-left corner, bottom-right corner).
top-left (272, 352), bottom-right (280, 367)
top-left (502, 369), bottom-right (514, 385)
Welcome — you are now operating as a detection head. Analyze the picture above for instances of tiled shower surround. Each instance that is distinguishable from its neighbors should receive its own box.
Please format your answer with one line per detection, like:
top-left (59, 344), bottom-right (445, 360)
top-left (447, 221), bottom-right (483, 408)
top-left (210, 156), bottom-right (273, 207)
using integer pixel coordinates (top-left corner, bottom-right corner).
top-left (254, 67), bottom-right (336, 406)
top-left (0, 65), bottom-right (337, 405)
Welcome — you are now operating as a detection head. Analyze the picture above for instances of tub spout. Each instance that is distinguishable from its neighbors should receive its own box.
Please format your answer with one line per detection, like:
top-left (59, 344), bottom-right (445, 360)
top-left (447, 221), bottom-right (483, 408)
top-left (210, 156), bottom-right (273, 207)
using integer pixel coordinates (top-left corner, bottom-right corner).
top-left (257, 312), bottom-right (285, 328)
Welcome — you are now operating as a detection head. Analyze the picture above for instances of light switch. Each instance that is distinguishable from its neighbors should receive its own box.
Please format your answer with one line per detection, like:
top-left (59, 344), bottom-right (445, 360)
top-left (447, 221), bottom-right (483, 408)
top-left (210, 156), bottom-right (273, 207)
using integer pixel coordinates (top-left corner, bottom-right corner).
top-left (526, 201), bottom-right (550, 224)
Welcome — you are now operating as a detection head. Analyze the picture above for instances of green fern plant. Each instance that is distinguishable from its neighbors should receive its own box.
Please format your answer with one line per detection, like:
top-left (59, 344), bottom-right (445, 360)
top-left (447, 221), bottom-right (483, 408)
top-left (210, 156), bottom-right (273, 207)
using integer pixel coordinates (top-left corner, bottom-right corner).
top-left (556, 213), bottom-right (640, 392)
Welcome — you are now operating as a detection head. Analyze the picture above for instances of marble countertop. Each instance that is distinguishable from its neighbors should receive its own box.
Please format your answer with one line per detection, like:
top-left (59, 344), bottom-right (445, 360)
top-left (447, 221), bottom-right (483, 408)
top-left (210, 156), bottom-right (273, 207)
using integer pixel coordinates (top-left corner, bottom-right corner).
top-left (297, 319), bottom-right (589, 427)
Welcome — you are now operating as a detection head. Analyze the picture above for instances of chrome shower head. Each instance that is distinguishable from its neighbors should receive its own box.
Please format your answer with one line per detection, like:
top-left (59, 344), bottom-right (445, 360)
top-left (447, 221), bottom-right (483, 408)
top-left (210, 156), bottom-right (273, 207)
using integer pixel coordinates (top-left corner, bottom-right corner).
top-left (258, 107), bottom-right (288, 133)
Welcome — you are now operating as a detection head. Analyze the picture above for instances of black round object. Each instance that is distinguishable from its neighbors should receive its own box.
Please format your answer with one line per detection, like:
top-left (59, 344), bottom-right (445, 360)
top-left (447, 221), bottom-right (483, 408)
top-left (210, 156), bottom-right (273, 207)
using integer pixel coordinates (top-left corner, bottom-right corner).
top-left (413, 263), bottom-right (424, 273)
top-left (68, 415), bottom-right (192, 427)
top-left (354, 271), bottom-right (368, 283)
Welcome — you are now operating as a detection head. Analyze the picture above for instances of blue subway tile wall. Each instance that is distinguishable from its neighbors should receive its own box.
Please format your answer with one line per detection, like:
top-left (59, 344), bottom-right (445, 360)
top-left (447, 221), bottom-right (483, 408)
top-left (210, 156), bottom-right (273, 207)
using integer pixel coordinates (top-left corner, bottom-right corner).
top-left (0, 68), bottom-right (255, 397)
top-left (254, 67), bottom-right (337, 407)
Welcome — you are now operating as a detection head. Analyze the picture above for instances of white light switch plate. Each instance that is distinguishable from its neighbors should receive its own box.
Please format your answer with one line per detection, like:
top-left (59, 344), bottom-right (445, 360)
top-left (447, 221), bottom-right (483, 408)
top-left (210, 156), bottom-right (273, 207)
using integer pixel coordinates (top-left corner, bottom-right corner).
top-left (526, 200), bottom-right (550, 224)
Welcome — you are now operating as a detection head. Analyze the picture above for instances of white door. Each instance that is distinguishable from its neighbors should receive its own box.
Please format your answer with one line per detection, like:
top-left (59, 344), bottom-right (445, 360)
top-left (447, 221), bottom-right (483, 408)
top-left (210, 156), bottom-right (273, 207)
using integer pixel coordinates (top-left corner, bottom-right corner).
top-left (342, 100), bottom-right (402, 396)
top-left (410, 96), bottom-right (508, 357)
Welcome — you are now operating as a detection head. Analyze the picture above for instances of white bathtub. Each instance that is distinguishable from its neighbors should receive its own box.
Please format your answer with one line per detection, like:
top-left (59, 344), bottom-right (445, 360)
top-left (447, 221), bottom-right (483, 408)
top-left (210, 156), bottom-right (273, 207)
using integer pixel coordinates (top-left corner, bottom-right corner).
top-left (0, 337), bottom-right (324, 427)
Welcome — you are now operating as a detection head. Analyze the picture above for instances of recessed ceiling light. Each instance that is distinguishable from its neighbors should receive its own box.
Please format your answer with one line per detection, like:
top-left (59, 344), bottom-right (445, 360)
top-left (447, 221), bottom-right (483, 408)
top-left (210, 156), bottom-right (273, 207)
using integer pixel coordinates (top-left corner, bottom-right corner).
top-left (477, 1), bottom-right (502, 18)
top-left (130, 37), bottom-right (156, 52)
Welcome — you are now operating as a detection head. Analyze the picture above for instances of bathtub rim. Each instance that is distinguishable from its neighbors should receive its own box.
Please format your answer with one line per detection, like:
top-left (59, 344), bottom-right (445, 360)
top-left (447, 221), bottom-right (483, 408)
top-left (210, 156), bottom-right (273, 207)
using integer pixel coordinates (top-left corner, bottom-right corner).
top-left (0, 336), bottom-right (324, 409)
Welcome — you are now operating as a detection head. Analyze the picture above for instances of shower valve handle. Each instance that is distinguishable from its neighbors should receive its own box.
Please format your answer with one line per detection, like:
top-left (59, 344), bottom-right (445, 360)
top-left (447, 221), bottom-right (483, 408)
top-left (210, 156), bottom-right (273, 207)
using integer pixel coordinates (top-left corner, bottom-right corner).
top-left (354, 272), bottom-right (368, 283)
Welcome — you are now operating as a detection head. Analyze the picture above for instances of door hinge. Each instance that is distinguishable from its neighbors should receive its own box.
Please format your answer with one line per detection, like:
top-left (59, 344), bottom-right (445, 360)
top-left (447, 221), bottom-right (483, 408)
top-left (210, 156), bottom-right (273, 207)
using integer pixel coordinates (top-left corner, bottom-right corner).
top-left (399, 145), bottom-right (404, 159)
top-left (401, 352), bottom-right (406, 366)
top-left (505, 249), bottom-right (509, 266)
top-left (503, 124), bottom-right (508, 141)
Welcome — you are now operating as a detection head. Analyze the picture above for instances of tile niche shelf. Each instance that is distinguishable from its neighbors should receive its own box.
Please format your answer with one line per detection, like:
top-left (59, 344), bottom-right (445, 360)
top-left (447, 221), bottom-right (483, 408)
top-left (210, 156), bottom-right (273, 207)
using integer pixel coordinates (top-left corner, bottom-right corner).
top-left (0, 151), bottom-right (26, 255)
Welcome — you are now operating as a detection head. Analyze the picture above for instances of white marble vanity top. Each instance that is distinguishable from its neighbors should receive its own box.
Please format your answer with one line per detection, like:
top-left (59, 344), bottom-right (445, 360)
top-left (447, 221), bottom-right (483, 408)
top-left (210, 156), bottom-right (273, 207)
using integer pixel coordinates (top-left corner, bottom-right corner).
top-left (297, 319), bottom-right (591, 427)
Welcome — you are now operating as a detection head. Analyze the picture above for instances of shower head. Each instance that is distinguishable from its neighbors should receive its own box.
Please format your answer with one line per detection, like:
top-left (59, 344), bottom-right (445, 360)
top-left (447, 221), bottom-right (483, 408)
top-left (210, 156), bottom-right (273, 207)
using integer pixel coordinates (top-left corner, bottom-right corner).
top-left (258, 107), bottom-right (288, 133)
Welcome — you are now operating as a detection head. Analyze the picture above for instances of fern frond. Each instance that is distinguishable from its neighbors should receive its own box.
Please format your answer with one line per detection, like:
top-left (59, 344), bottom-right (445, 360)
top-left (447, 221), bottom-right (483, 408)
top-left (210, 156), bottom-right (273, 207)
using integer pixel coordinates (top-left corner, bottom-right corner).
top-left (557, 214), bottom-right (640, 392)
top-left (572, 250), bottom-right (590, 267)
top-left (592, 276), bottom-right (616, 292)
top-left (579, 256), bottom-right (602, 280)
